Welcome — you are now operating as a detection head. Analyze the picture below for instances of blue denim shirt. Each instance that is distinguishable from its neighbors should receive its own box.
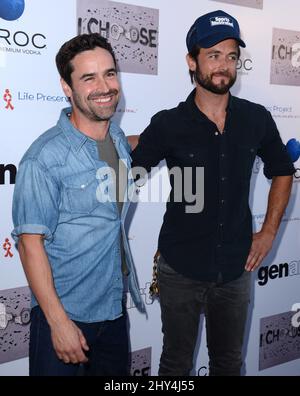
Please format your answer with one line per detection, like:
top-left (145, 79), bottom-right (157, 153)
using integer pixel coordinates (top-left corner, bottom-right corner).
top-left (12, 108), bottom-right (144, 322)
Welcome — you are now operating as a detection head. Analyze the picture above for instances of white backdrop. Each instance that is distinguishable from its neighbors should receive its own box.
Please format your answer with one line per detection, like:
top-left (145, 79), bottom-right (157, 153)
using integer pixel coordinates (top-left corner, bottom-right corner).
top-left (0, 0), bottom-right (299, 376)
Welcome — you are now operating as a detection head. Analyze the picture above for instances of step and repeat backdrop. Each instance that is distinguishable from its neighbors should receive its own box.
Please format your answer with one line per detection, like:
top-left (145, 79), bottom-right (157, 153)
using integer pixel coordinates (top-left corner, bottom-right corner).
top-left (1, 0), bottom-right (300, 376)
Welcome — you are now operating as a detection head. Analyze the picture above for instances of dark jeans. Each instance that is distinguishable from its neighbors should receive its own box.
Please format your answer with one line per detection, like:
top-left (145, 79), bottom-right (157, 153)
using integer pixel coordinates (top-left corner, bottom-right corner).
top-left (29, 306), bottom-right (129, 376)
top-left (158, 255), bottom-right (251, 376)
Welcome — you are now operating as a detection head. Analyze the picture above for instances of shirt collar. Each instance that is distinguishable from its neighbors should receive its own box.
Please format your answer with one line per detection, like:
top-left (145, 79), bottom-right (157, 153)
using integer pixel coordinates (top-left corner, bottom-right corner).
top-left (185, 88), bottom-right (235, 120)
top-left (58, 107), bottom-right (123, 154)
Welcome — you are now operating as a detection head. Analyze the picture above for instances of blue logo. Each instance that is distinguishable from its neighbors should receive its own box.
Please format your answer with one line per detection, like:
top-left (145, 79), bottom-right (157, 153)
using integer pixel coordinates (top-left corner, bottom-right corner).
top-left (0, 0), bottom-right (25, 21)
top-left (286, 139), bottom-right (300, 163)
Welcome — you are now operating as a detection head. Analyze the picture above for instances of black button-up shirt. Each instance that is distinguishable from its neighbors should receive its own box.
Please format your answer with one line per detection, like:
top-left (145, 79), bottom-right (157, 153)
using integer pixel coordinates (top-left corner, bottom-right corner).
top-left (131, 90), bottom-right (295, 282)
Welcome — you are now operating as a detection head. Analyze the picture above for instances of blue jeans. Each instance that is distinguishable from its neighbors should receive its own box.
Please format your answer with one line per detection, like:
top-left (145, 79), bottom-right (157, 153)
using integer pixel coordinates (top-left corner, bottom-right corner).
top-left (29, 306), bottom-right (129, 376)
top-left (157, 255), bottom-right (251, 376)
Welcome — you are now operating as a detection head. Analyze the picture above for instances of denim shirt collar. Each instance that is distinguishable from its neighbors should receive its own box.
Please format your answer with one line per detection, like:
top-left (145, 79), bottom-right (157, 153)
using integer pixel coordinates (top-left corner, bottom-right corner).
top-left (58, 107), bottom-right (125, 154)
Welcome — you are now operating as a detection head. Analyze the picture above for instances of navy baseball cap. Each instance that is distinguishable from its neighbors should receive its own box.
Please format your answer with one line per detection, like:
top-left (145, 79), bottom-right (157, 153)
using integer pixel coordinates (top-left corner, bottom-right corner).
top-left (186, 10), bottom-right (246, 51)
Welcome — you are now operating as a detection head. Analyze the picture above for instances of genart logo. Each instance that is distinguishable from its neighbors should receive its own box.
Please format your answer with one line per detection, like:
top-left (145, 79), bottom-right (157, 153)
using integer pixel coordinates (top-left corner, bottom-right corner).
top-left (0, 0), bottom-right (25, 21)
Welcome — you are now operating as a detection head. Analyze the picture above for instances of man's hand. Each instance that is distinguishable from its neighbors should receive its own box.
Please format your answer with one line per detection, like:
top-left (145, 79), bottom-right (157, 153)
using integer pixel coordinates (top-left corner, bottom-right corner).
top-left (246, 175), bottom-right (293, 272)
top-left (50, 318), bottom-right (89, 364)
top-left (245, 230), bottom-right (275, 272)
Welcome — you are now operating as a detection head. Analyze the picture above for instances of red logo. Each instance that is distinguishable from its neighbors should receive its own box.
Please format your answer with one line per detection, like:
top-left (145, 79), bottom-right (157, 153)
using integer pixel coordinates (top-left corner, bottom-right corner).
top-left (3, 238), bottom-right (13, 258)
top-left (3, 89), bottom-right (14, 110)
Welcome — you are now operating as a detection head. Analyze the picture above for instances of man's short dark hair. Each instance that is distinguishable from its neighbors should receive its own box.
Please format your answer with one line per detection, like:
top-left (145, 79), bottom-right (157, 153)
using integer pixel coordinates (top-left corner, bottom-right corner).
top-left (188, 45), bottom-right (201, 84)
top-left (56, 33), bottom-right (117, 87)
top-left (188, 44), bottom-right (241, 84)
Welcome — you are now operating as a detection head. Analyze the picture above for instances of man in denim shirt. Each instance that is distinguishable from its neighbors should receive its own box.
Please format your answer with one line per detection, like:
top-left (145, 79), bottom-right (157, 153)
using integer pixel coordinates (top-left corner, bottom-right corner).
top-left (12, 34), bottom-right (144, 376)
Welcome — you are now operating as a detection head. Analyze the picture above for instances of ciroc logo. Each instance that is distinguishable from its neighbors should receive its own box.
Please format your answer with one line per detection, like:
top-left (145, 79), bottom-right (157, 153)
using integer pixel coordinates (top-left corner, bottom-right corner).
top-left (0, 0), bottom-right (25, 21)
top-left (0, 1), bottom-right (46, 56)
top-left (237, 57), bottom-right (253, 74)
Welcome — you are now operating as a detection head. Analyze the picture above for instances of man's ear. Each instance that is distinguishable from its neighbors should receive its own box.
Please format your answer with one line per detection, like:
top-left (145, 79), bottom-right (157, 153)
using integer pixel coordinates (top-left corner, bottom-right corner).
top-left (60, 78), bottom-right (72, 98)
top-left (186, 54), bottom-right (196, 72)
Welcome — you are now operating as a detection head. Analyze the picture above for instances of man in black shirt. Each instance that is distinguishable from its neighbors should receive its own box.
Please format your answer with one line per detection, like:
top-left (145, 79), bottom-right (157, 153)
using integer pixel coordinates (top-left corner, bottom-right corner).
top-left (131, 10), bottom-right (295, 376)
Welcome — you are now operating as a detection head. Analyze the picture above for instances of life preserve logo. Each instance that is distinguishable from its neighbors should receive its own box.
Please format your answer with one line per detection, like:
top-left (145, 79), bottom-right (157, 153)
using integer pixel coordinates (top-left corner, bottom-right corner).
top-left (271, 28), bottom-right (300, 86)
top-left (1, 87), bottom-right (69, 111)
top-left (0, 0), bottom-right (47, 58)
top-left (236, 56), bottom-right (253, 75)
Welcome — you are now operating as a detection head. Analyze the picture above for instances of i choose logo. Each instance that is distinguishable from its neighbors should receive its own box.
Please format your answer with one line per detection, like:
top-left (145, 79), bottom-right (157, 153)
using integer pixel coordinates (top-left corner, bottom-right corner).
top-left (0, 0), bottom-right (25, 21)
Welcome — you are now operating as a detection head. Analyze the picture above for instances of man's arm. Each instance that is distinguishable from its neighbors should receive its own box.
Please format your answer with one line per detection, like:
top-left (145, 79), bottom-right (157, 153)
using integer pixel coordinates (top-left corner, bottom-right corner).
top-left (245, 175), bottom-right (293, 272)
top-left (131, 111), bottom-right (168, 173)
top-left (18, 234), bottom-right (89, 364)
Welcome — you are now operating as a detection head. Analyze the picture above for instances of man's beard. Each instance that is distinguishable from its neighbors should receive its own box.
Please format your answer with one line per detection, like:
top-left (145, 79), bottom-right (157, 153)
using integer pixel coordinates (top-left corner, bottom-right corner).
top-left (72, 89), bottom-right (119, 122)
top-left (195, 62), bottom-right (236, 95)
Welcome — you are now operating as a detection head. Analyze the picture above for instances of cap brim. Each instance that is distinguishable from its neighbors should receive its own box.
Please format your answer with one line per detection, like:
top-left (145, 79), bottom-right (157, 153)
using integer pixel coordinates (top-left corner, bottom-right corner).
top-left (198, 33), bottom-right (246, 48)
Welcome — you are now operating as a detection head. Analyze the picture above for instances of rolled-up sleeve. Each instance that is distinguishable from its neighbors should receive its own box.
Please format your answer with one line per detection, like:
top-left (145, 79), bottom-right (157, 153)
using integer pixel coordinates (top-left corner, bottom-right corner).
top-left (131, 111), bottom-right (168, 172)
top-left (12, 159), bottom-right (60, 245)
top-left (258, 111), bottom-right (296, 179)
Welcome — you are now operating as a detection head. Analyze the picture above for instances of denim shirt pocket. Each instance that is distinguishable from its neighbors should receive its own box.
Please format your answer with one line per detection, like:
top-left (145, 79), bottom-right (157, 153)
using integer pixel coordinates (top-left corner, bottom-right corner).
top-left (62, 170), bottom-right (99, 214)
